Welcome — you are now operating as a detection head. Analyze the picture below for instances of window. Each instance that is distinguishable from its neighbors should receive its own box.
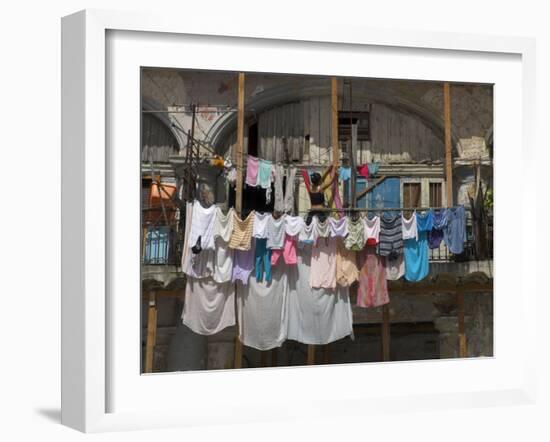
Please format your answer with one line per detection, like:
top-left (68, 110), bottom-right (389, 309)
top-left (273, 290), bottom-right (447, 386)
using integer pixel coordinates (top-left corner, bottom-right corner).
top-left (403, 182), bottom-right (421, 208)
top-left (429, 182), bottom-right (442, 207)
top-left (338, 111), bottom-right (370, 141)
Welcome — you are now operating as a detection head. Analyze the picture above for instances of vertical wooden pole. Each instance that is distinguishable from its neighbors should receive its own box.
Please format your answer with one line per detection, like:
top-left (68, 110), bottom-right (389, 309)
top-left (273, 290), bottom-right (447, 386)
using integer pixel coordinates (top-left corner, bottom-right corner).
top-left (235, 72), bottom-right (246, 215)
top-left (260, 351), bottom-right (268, 367)
top-left (331, 77), bottom-right (339, 167)
top-left (307, 345), bottom-right (316, 365)
top-left (443, 82), bottom-right (453, 206)
top-left (457, 292), bottom-right (467, 357)
top-left (322, 344), bottom-right (331, 364)
top-left (234, 72), bottom-right (245, 369)
top-left (381, 304), bottom-right (390, 361)
top-left (271, 348), bottom-right (278, 367)
top-left (144, 291), bottom-right (158, 373)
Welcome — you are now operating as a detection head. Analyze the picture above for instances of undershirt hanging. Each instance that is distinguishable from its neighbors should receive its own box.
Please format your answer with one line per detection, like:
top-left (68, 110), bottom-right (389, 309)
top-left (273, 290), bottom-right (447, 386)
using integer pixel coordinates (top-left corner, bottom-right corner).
top-left (252, 212), bottom-right (269, 238)
top-left (364, 214), bottom-right (380, 246)
top-left (345, 217), bottom-right (366, 251)
top-left (329, 216), bottom-right (349, 237)
top-left (213, 207), bottom-right (234, 243)
top-left (402, 212), bottom-right (418, 240)
top-left (266, 214), bottom-right (287, 249)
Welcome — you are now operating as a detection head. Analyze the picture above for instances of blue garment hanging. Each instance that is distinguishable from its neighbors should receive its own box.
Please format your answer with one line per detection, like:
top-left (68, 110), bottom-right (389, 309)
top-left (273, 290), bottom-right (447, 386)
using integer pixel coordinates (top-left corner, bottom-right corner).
top-left (404, 210), bottom-right (433, 282)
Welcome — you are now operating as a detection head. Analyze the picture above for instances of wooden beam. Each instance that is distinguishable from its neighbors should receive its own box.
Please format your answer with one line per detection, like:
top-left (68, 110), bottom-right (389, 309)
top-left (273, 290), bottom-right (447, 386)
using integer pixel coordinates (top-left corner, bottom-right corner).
top-left (144, 291), bottom-right (158, 373)
top-left (235, 72), bottom-right (245, 215)
top-left (331, 77), bottom-right (339, 167)
top-left (307, 345), bottom-right (316, 365)
top-left (457, 292), bottom-right (467, 357)
top-left (381, 304), bottom-right (390, 361)
top-left (234, 333), bottom-right (243, 369)
top-left (356, 175), bottom-right (389, 201)
top-left (443, 82), bottom-right (453, 206)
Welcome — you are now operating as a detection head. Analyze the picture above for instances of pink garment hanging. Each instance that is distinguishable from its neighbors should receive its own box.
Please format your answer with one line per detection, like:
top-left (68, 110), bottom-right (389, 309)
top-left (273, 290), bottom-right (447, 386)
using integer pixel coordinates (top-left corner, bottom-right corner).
top-left (271, 235), bottom-right (297, 266)
top-left (357, 247), bottom-right (389, 308)
top-left (300, 168), bottom-right (311, 193)
top-left (245, 155), bottom-right (260, 186)
top-left (357, 163), bottom-right (369, 179)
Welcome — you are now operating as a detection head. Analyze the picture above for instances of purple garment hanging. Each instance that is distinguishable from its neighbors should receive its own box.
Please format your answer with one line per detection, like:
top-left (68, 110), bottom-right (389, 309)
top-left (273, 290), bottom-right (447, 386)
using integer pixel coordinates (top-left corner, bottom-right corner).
top-left (428, 209), bottom-right (448, 249)
top-left (232, 245), bottom-right (255, 285)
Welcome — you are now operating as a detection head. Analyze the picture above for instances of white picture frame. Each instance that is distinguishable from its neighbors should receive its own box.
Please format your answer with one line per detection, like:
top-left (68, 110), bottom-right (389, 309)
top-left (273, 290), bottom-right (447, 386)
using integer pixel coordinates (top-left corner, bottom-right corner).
top-left (61, 9), bottom-right (537, 433)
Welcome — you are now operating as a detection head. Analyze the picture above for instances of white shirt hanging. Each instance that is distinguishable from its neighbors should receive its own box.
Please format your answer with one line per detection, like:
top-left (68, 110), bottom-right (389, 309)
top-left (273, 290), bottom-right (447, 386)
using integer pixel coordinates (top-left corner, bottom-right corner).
top-left (253, 211), bottom-right (269, 238)
top-left (402, 212), bottom-right (418, 241)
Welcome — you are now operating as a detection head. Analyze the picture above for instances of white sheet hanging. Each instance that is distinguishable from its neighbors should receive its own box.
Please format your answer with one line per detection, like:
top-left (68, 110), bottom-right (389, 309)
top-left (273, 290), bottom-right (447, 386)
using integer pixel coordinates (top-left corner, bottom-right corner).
top-left (237, 263), bottom-right (288, 350)
top-left (182, 202), bottom-right (214, 279)
top-left (287, 245), bottom-right (354, 345)
top-left (284, 215), bottom-right (305, 237)
top-left (182, 277), bottom-right (236, 336)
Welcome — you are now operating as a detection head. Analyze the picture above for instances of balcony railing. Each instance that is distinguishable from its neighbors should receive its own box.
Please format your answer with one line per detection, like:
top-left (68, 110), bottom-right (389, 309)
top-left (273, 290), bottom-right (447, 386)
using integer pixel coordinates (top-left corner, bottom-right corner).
top-left (141, 207), bottom-right (184, 266)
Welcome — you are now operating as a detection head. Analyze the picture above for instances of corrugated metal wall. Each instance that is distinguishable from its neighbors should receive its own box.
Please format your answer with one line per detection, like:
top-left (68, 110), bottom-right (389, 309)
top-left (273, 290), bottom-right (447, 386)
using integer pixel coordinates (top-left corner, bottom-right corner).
top-left (248, 99), bottom-right (444, 164)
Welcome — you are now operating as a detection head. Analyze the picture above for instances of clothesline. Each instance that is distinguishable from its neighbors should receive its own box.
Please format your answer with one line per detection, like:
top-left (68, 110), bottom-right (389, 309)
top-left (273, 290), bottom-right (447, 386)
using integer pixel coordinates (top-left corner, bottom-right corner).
top-left (296, 206), bottom-right (464, 214)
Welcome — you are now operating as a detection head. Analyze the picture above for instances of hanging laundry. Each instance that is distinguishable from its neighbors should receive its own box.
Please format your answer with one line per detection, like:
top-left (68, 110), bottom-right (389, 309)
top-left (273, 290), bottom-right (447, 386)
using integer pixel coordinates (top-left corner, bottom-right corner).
top-left (266, 214), bottom-right (287, 250)
top-left (226, 166), bottom-right (237, 185)
top-left (228, 211), bottom-right (255, 250)
top-left (385, 254), bottom-right (405, 280)
top-left (284, 215), bottom-right (305, 238)
top-left (443, 206), bottom-right (467, 254)
top-left (257, 159), bottom-right (273, 203)
top-left (336, 239), bottom-right (359, 287)
top-left (273, 164), bottom-right (285, 213)
top-left (378, 212), bottom-right (404, 258)
top-left (245, 155), bottom-right (260, 186)
top-left (188, 200), bottom-right (217, 251)
top-left (339, 166), bottom-right (352, 181)
top-left (211, 155), bottom-right (225, 169)
top-left (329, 216), bottom-right (349, 237)
top-left (314, 217), bottom-right (331, 239)
top-left (271, 234), bottom-right (297, 266)
top-left (429, 209), bottom-right (448, 249)
top-left (367, 162), bottom-right (379, 176)
top-left (182, 277), bottom-right (235, 336)
top-left (345, 217), bottom-right (366, 251)
top-left (232, 246), bottom-right (255, 285)
top-left (402, 212), bottom-right (418, 241)
top-left (298, 215), bottom-right (317, 245)
top-left (357, 163), bottom-right (369, 178)
top-left (254, 238), bottom-right (272, 283)
top-left (213, 207), bottom-right (234, 243)
top-left (182, 201), bottom-right (215, 279)
top-left (404, 210), bottom-right (432, 282)
top-left (212, 236), bottom-right (234, 283)
top-left (237, 263), bottom-right (289, 350)
top-left (252, 211), bottom-right (269, 239)
top-left (310, 237), bottom-right (337, 289)
top-left (283, 167), bottom-right (297, 213)
top-left (287, 245), bottom-right (354, 345)
top-left (357, 247), bottom-right (389, 308)
top-left (364, 214), bottom-right (380, 246)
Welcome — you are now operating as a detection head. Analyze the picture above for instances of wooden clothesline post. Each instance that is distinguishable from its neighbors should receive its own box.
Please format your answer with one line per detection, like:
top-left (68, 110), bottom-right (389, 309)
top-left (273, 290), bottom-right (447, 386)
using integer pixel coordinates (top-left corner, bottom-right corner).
top-left (234, 72), bottom-right (245, 369)
top-left (444, 81), bottom-right (467, 358)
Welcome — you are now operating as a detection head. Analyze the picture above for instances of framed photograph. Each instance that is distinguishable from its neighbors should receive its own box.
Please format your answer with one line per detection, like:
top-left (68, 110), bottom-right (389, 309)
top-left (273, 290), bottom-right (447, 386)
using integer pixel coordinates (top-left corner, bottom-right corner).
top-left (61, 9), bottom-right (537, 433)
